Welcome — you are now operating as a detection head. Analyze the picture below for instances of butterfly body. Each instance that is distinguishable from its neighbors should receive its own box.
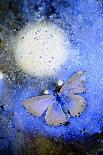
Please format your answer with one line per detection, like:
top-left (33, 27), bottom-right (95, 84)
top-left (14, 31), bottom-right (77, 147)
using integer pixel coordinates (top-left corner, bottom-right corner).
top-left (23, 70), bottom-right (86, 126)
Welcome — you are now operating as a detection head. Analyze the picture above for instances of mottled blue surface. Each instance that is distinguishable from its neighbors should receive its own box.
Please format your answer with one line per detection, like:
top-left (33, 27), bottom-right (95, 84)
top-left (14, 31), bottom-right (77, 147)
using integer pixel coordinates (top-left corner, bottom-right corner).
top-left (0, 1), bottom-right (103, 151)
top-left (13, 0), bottom-right (103, 139)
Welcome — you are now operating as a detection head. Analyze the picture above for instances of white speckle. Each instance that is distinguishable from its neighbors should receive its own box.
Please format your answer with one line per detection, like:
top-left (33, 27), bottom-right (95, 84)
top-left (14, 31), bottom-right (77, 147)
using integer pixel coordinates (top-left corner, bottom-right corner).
top-left (0, 71), bottom-right (4, 80)
top-left (44, 89), bottom-right (49, 95)
top-left (57, 80), bottom-right (63, 86)
top-left (77, 14), bottom-right (83, 23)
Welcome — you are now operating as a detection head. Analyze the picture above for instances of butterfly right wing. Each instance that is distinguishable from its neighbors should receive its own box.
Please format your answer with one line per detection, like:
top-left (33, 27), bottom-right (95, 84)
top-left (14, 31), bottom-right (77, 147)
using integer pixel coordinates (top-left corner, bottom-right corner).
top-left (59, 70), bottom-right (86, 117)
top-left (23, 95), bottom-right (55, 117)
top-left (60, 70), bottom-right (86, 95)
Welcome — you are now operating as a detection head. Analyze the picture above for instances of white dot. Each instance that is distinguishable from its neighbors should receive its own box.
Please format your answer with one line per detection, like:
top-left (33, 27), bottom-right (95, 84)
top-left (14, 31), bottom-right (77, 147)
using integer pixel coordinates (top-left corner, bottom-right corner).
top-left (57, 80), bottom-right (63, 86)
top-left (14, 21), bottom-right (68, 77)
top-left (0, 71), bottom-right (4, 80)
top-left (0, 71), bottom-right (4, 93)
top-left (44, 89), bottom-right (49, 95)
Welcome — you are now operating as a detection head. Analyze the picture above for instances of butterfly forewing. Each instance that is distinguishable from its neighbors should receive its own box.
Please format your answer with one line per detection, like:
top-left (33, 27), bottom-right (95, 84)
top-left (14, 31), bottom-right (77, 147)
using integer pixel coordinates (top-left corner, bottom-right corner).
top-left (23, 95), bottom-right (55, 117)
top-left (60, 70), bottom-right (86, 95)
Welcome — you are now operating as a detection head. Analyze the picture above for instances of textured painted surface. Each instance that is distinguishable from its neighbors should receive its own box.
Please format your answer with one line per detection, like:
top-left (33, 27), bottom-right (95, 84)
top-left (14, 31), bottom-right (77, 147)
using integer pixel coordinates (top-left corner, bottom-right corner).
top-left (0, 0), bottom-right (103, 154)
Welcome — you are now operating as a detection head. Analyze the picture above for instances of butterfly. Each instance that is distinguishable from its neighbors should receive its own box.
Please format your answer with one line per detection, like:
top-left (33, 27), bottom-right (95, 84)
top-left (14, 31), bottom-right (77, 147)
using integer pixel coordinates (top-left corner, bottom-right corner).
top-left (23, 70), bottom-right (86, 126)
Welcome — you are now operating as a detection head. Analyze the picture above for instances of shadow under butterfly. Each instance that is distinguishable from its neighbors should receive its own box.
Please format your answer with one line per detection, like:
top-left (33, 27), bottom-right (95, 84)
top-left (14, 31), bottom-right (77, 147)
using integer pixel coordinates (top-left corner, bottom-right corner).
top-left (23, 70), bottom-right (86, 126)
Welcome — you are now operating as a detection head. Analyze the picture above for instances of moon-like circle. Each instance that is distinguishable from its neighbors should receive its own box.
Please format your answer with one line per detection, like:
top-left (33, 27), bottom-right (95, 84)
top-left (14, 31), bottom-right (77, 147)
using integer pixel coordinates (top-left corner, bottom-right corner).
top-left (14, 22), bottom-right (68, 77)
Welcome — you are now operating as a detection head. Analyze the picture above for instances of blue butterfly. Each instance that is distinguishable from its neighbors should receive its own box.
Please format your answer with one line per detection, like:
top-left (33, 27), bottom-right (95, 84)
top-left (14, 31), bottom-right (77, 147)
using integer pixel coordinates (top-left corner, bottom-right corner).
top-left (23, 70), bottom-right (86, 126)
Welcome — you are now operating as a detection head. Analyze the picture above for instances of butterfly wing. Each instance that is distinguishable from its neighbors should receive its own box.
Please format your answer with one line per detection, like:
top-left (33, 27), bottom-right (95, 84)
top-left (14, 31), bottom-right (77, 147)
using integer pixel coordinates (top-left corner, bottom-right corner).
top-left (23, 95), bottom-right (55, 117)
top-left (60, 70), bottom-right (86, 95)
top-left (45, 102), bottom-right (67, 126)
top-left (67, 95), bottom-right (86, 117)
top-left (60, 70), bottom-right (86, 117)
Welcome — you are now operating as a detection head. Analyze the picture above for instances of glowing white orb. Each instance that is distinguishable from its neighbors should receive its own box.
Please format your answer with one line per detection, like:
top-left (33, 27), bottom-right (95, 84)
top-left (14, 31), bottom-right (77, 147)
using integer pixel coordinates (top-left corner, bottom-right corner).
top-left (14, 22), bottom-right (68, 77)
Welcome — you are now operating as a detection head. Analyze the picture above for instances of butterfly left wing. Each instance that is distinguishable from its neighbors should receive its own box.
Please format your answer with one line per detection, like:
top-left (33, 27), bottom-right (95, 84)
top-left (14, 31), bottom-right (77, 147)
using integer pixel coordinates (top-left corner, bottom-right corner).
top-left (60, 70), bottom-right (86, 95)
top-left (23, 95), bottom-right (55, 117)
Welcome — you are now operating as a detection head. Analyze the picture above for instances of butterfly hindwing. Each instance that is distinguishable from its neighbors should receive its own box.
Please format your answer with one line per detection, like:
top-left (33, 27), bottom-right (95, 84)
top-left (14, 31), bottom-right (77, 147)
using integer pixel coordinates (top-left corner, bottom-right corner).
top-left (45, 102), bottom-right (67, 126)
top-left (68, 95), bottom-right (86, 116)
top-left (23, 95), bottom-right (55, 117)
